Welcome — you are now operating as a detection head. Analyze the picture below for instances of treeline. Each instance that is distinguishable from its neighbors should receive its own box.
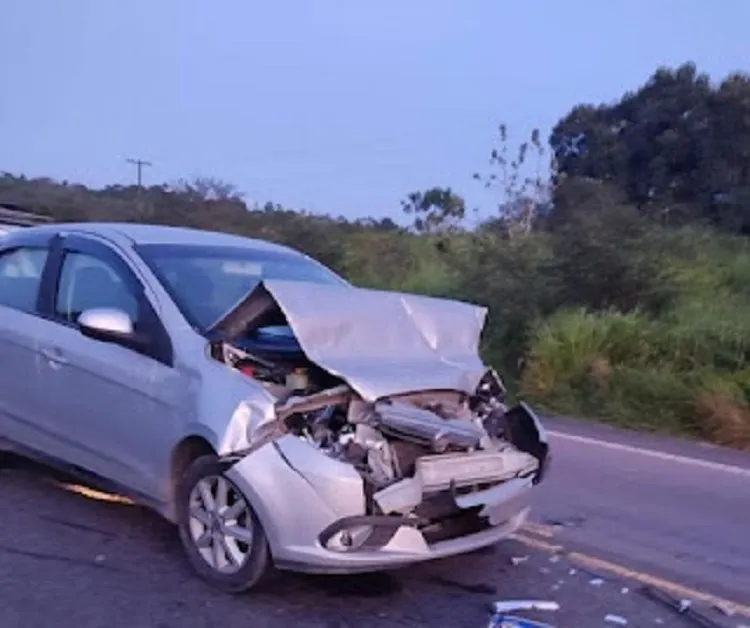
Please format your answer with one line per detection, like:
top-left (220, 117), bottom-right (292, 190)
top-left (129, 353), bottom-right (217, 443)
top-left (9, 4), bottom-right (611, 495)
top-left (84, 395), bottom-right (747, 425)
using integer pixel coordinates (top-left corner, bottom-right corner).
top-left (3, 62), bottom-right (750, 449)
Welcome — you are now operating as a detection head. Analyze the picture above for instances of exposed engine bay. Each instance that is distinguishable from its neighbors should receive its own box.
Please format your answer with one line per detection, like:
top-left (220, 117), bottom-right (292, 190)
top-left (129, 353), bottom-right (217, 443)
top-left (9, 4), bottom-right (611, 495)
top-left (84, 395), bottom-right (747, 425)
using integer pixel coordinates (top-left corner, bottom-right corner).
top-left (211, 322), bottom-right (549, 533)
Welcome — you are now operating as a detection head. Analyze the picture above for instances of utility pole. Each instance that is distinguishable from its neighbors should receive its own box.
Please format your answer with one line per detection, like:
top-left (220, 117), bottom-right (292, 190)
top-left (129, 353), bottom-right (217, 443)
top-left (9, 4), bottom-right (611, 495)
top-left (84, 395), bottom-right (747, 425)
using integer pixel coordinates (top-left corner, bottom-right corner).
top-left (126, 157), bottom-right (152, 188)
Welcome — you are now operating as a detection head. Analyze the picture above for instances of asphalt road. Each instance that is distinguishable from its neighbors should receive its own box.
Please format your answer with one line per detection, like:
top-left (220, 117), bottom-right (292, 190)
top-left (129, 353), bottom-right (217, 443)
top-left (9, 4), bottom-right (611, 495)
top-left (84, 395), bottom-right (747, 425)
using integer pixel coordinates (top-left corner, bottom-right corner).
top-left (535, 417), bottom-right (750, 607)
top-left (0, 417), bottom-right (748, 627)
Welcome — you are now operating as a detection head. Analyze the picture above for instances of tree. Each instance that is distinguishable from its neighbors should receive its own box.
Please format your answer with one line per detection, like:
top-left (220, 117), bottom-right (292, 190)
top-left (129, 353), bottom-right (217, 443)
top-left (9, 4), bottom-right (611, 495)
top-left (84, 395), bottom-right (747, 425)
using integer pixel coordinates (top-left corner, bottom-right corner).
top-left (400, 186), bottom-right (466, 235)
top-left (171, 176), bottom-right (243, 202)
top-left (474, 124), bottom-right (551, 238)
top-left (550, 62), bottom-right (750, 232)
top-left (550, 179), bottom-right (673, 314)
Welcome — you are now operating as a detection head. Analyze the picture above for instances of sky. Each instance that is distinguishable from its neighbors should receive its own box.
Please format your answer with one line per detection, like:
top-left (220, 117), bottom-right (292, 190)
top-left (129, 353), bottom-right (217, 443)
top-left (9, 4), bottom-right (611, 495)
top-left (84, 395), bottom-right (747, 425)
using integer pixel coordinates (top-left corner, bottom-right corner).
top-left (1, 1), bottom-right (749, 221)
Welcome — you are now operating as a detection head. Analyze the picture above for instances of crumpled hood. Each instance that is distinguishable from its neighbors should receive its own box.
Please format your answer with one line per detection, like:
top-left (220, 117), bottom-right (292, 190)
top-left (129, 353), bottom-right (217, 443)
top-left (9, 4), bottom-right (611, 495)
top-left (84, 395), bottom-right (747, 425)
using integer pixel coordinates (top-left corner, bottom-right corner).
top-left (212, 279), bottom-right (489, 401)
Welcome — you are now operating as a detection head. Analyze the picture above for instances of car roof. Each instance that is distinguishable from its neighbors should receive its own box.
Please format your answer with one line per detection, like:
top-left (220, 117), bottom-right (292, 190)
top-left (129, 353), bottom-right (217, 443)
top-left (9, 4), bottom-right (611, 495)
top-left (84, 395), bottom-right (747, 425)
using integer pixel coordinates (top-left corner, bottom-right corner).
top-left (15, 222), bottom-right (298, 254)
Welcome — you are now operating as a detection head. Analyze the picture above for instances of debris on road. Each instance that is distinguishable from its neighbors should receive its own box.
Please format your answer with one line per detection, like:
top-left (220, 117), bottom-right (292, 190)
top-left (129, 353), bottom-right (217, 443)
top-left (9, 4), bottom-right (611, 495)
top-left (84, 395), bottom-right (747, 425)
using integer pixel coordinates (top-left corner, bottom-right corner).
top-left (487, 599), bottom-right (560, 628)
top-left (604, 614), bottom-right (628, 625)
top-left (589, 578), bottom-right (604, 587)
top-left (487, 616), bottom-right (555, 628)
top-left (639, 586), bottom-right (726, 628)
top-left (490, 600), bottom-right (560, 614)
top-left (621, 587), bottom-right (630, 595)
top-left (511, 555), bottom-right (531, 566)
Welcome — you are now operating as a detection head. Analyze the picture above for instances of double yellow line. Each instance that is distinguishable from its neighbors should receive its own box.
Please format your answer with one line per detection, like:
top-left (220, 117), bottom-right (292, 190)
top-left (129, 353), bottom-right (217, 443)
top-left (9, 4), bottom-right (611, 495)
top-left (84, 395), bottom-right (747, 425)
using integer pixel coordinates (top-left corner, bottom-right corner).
top-left (516, 522), bottom-right (750, 619)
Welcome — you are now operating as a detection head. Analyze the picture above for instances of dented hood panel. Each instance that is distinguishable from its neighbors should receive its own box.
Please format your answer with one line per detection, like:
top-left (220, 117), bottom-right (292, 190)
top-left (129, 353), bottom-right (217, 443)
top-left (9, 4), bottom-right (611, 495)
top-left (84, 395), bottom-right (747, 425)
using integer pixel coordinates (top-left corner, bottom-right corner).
top-left (215, 279), bottom-right (489, 401)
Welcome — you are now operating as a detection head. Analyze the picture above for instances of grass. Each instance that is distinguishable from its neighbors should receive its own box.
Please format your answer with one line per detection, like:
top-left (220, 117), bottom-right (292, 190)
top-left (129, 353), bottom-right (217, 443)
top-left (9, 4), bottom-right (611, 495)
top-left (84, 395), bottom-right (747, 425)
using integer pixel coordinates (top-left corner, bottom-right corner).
top-left (520, 306), bottom-right (750, 450)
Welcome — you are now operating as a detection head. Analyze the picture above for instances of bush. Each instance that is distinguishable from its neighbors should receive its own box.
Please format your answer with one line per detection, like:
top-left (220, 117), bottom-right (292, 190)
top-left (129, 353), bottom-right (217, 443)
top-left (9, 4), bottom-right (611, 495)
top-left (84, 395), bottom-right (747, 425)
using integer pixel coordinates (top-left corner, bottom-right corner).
top-left (522, 305), bottom-right (750, 449)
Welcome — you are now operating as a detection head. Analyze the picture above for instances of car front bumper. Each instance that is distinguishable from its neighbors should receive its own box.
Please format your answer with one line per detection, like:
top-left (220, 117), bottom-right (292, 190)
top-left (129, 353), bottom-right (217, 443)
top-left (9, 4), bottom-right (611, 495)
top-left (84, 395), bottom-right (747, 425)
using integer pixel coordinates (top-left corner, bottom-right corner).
top-left (224, 424), bottom-right (544, 574)
top-left (302, 477), bottom-right (534, 574)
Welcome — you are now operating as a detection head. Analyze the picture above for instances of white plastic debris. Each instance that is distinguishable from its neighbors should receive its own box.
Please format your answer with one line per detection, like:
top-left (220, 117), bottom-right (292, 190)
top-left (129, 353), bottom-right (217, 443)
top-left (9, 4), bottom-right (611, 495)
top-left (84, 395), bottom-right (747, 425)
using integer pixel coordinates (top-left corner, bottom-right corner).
top-left (491, 600), bottom-right (561, 614)
top-left (620, 587), bottom-right (630, 594)
top-left (678, 599), bottom-right (692, 613)
top-left (94, 554), bottom-right (106, 563)
top-left (511, 555), bottom-right (530, 566)
top-left (589, 578), bottom-right (604, 587)
top-left (568, 568), bottom-right (578, 576)
top-left (548, 555), bottom-right (560, 563)
top-left (653, 619), bottom-right (663, 625)
top-left (604, 614), bottom-right (628, 625)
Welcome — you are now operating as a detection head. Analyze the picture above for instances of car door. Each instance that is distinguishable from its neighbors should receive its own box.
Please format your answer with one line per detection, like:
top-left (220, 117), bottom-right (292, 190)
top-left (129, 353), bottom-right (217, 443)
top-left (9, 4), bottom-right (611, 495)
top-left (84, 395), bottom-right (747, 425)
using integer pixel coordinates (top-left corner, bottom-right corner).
top-left (0, 239), bottom-right (57, 452)
top-left (34, 233), bottom-right (182, 502)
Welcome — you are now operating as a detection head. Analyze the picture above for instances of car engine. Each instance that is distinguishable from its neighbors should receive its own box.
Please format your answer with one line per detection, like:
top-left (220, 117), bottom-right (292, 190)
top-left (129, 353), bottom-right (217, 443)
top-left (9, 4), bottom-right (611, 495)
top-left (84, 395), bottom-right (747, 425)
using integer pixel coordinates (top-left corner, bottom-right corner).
top-left (272, 370), bottom-right (511, 485)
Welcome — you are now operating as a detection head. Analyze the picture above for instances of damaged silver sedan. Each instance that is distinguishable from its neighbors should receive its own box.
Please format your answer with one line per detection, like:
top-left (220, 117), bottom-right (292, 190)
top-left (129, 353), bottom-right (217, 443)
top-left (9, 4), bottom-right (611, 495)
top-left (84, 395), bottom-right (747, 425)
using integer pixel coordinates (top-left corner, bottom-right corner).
top-left (0, 222), bottom-right (549, 592)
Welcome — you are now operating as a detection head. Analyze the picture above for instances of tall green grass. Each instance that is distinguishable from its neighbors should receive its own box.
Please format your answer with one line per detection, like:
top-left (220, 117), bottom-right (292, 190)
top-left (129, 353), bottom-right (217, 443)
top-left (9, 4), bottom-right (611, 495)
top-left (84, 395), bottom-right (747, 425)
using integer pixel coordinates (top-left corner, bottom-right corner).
top-left (521, 300), bottom-right (750, 448)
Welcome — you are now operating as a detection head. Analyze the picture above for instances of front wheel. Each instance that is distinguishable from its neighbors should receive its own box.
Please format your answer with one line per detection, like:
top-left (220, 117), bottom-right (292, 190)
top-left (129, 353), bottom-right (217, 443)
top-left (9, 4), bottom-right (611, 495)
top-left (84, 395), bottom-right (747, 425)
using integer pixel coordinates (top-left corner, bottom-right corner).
top-left (176, 455), bottom-right (272, 593)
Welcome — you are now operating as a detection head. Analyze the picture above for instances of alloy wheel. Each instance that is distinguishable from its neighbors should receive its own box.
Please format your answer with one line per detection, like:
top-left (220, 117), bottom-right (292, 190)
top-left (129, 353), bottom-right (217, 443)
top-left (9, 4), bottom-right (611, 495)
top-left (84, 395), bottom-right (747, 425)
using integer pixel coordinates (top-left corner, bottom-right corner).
top-left (187, 475), bottom-right (254, 574)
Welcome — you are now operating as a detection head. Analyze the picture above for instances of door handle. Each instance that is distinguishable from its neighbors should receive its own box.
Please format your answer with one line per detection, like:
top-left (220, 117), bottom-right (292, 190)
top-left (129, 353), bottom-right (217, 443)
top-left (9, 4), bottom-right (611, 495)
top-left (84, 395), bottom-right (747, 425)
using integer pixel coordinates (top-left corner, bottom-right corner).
top-left (40, 347), bottom-right (69, 366)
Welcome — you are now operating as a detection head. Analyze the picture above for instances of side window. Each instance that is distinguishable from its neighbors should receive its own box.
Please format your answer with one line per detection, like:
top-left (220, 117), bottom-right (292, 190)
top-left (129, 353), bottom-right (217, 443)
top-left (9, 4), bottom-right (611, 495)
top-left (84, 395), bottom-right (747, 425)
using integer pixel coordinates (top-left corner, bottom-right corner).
top-left (0, 247), bottom-right (49, 313)
top-left (55, 252), bottom-right (140, 324)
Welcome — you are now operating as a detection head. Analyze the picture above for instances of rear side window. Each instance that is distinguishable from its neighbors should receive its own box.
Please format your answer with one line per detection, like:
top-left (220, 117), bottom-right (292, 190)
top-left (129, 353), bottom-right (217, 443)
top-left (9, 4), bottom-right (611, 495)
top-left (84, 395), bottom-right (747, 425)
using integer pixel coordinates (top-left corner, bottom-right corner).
top-left (0, 247), bottom-right (49, 313)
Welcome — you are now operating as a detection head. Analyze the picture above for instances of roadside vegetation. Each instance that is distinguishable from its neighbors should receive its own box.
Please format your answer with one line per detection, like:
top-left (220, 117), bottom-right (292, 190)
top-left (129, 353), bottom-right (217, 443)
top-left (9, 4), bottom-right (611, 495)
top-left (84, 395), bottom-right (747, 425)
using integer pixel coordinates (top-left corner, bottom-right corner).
top-left (4, 62), bottom-right (750, 449)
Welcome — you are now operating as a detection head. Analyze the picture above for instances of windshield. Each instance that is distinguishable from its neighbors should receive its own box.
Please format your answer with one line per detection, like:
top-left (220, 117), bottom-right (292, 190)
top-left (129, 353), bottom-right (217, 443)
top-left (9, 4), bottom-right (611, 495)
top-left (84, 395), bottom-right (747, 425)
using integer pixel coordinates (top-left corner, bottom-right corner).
top-left (137, 243), bottom-right (348, 330)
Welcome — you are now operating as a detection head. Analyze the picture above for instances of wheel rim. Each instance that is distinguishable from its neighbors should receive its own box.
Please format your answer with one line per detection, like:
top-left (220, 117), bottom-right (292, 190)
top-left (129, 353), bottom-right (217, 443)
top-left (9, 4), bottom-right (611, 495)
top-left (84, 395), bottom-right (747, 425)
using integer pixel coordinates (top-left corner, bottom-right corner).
top-left (187, 475), bottom-right (254, 574)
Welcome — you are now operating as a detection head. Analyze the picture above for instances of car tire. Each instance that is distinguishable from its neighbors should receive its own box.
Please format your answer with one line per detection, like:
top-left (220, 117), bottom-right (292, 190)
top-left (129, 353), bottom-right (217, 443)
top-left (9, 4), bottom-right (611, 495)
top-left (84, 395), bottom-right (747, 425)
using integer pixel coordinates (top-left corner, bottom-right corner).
top-left (176, 455), bottom-right (272, 593)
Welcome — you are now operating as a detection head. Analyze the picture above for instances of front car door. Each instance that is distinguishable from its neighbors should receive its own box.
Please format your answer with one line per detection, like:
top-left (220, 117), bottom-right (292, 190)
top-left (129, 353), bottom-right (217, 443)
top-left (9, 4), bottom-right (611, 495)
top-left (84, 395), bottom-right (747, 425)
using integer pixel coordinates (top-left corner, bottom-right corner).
top-left (34, 233), bottom-right (181, 504)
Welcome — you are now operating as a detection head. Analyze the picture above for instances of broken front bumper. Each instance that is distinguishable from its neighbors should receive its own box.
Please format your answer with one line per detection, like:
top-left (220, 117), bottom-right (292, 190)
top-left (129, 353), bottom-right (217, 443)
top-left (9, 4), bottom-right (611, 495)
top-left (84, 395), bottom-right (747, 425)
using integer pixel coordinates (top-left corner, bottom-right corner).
top-left (224, 403), bottom-right (549, 574)
top-left (313, 476), bottom-right (534, 572)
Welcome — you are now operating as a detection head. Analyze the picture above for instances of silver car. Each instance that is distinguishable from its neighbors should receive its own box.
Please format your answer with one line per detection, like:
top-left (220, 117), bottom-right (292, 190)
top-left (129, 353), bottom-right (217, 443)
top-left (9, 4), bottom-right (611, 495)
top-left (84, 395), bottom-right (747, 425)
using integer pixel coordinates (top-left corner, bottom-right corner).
top-left (0, 222), bottom-right (550, 592)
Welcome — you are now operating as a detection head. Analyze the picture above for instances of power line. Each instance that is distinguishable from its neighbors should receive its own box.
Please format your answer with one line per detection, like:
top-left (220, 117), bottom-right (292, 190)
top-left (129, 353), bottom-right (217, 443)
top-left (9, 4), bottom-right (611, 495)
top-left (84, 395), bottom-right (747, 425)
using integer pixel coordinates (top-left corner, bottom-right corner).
top-left (126, 158), bottom-right (152, 188)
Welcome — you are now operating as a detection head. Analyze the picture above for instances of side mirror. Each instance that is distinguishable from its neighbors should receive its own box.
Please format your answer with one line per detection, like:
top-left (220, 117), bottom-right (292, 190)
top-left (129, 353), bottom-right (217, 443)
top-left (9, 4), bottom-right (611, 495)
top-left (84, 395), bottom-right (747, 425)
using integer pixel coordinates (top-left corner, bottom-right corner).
top-left (78, 307), bottom-right (137, 345)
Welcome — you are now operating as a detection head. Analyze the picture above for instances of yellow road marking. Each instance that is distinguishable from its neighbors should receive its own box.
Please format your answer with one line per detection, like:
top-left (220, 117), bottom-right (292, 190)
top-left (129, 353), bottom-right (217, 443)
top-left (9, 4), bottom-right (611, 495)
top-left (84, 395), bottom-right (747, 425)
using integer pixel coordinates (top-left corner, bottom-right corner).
top-left (511, 532), bottom-right (564, 553)
top-left (522, 521), bottom-right (558, 538)
top-left (60, 482), bottom-right (134, 505)
top-left (511, 532), bottom-right (750, 618)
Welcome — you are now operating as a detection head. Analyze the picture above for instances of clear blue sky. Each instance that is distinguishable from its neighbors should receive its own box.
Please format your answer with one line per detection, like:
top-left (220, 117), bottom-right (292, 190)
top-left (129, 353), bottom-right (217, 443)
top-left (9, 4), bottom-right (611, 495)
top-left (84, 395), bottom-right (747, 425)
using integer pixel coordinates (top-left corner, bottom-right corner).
top-left (1, 1), bottom-right (748, 220)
